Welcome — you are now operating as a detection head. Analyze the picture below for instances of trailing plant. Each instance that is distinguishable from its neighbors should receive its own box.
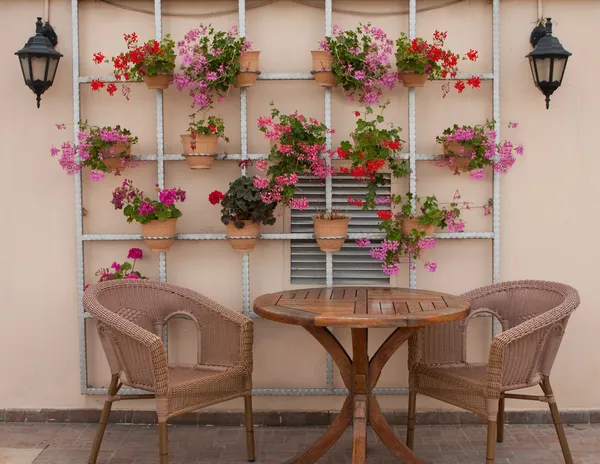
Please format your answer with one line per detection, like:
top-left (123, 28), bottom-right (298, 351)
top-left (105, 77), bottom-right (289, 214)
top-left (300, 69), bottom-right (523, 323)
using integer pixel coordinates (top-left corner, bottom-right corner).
top-left (111, 179), bottom-right (186, 224)
top-left (318, 23), bottom-right (396, 105)
top-left (387, 192), bottom-right (465, 232)
top-left (94, 248), bottom-right (147, 283)
top-left (395, 30), bottom-right (480, 97)
top-left (92, 33), bottom-right (176, 98)
top-left (436, 121), bottom-right (524, 179)
top-left (338, 104), bottom-right (408, 210)
top-left (175, 24), bottom-right (252, 109)
top-left (256, 104), bottom-right (334, 210)
top-left (51, 121), bottom-right (138, 181)
top-left (209, 176), bottom-right (277, 229)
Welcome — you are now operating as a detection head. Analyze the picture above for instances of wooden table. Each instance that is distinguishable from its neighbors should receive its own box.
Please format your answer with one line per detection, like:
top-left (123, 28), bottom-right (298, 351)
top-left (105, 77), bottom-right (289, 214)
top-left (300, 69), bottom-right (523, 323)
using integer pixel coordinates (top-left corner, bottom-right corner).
top-left (254, 287), bottom-right (470, 464)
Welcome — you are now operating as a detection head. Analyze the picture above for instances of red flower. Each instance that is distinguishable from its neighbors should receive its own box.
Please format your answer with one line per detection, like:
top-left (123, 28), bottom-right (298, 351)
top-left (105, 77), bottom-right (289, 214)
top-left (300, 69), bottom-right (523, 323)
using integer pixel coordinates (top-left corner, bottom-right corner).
top-left (336, 147), bottom-right (348, 159)
top-left (354, 111), bottom-right (360, 117)
top-left (382, 140), bottom-right (401, 150)
top-left (350, 166), bottom-right (367, 178)
top-left (357, 153), bottom-right (364, 159)
top-left (208, 124), bottom-right (217, 133)
top-left (467, 76), bottom-right (481, 89)
top-left (466, 49), bottom-right (479, 61)
top-left (339, 167), bottom-right (350, 174)
top-left (366, 159), bottom-right (385, 173)
top-left (90, 79), bottom-right (105, 91)
top-left (377, 210), bottom-right (393, 220)
top-left (93, 52), bottom-right (105, 64)
top-left (454, 80), bottom-right (466, 93)
top-left (107, 83), bottom-right (118, 96)
top-left (347, 196), bottom-right (364, 207)
top-left (208, 190), bottom-right (226, 205)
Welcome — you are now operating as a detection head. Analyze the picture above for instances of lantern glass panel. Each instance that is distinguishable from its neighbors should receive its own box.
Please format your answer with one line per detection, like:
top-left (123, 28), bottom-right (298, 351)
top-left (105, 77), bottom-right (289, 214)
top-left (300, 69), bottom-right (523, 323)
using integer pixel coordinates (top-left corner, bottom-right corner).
top-left (30, 55), bottom-right (48, 81)
top-left (553, 57), bottom-right (567, 84)
top-left (536, 57), bottom-right (551, 83)
top-left (19, 56), bottom-right (31, 81)
top-left (47, 56), bottom-right (60, 83)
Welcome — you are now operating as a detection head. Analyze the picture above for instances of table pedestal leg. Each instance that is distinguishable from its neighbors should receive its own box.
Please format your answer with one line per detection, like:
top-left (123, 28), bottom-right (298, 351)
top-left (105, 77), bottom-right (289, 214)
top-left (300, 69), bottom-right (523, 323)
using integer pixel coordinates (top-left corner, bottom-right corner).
top-left (288, 326), bottom-right (423, 464)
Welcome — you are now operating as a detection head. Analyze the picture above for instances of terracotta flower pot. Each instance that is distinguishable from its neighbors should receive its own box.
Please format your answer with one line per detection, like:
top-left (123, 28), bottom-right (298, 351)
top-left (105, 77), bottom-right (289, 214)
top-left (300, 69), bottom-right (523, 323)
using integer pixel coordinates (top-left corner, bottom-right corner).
top-left (398, 72), bottom-right (429, 88)
top-left (313, 217), bottom-right (350, 252)
top-left (442, 140), bottom-right (464, 155)
top-left (401, 218), bottom-right (434, 237)
top-left (442, 140), bottom-right (471, 171)
top-left (313, 71), bottom-right (337, 87)
top-left (100, 142), bottom-right (131, 172)
top-left (142, 218), bottom-right (177, 252)
top-left (143, 74), bottom-right (172, 89)
top-left (311, 50), bottom-right (334, 71)
top-left (234, 51), bottom-right (260, 88)
top-left (227, 220), bottom-right (261, 253)
top-left (181, 133), bottom-right (218, 169)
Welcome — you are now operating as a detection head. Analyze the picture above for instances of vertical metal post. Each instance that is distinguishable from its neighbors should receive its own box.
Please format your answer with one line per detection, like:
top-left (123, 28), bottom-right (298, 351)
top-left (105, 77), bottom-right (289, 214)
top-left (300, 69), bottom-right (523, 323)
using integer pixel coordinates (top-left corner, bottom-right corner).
top-left (492, 0), bottom-right (502, 335)
top-left (72, 0), bottom-right (88, 395)
top-left (408, 0), bottom-right (417, 290)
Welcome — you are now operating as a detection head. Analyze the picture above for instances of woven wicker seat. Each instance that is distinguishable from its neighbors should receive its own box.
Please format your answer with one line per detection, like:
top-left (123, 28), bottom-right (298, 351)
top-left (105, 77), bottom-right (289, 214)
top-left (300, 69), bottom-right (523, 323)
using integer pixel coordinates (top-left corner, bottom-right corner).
top-left (84, 280), bottom-right (255, 464)
top-left (406, 280), bottom-right (579, 464)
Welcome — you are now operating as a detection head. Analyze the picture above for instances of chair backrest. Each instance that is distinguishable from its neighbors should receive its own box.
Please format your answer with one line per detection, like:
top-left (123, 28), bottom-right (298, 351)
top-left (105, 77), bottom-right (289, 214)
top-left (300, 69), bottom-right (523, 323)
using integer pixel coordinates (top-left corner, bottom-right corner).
top-left (465, 280), bottom-right (580, 388)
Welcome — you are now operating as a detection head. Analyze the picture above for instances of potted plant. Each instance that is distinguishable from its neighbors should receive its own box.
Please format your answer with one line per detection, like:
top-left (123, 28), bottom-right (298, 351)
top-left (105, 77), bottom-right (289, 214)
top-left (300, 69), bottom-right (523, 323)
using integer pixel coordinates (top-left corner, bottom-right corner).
top-left (436, 121), bottom-right (524, 179)
top-left (181, 113), bottom-right (229, 169)
top-left (395, 31), bottom-right (480, 96)
top-left (313, 210), bottom-right (350, 253)
top-left (92, 33), bottom-right (176, 96)
top-left (338, 104), bottom-right (408, 210)
top-left (90, 248), bottom-right (148, 286)
top-left (51, 121), bottom-right (138, 181)
top-left (256, 104), bottom-right (334, 210)
top-left (111, 179), bottom-right (186, 252)
top-left (314, 23), bottom-right (396, 105)
top-left (175, 24), bottom-right (258, 111)
top-left (208, 176), bottom-right (277, 253)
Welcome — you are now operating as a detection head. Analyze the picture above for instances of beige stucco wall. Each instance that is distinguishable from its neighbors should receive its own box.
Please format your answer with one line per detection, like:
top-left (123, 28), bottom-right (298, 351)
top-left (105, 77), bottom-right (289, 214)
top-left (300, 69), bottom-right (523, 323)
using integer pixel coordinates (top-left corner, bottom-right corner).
top-left (0, 0), bottom-right (597, 413)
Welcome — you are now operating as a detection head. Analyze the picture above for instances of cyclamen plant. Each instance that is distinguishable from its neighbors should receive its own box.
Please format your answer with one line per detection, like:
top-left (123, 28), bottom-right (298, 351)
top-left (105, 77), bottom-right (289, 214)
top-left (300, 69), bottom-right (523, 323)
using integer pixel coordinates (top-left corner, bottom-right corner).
top-left (209, 176), bottom-right (277, 229)
top-left (338, 104), bottom-right (408, 210)
top-left (92, 33), bottom-right (176, 98)
top-left (319, 23), bottom-right (397, 106)
top-left (111, 179), bottom-right (186, 224)
top-left (436, 121), bottom-right (524, 179)
top-left (396, 31), bottom-right (480, 97)
top-left (175, 24), bottom-right (252, 109)
top-left (51, 121), bottom-right (138, 181)
top-left (94, 248), bottom-right (147, 283)
top-left (256, 105), bottom-right (335, 210)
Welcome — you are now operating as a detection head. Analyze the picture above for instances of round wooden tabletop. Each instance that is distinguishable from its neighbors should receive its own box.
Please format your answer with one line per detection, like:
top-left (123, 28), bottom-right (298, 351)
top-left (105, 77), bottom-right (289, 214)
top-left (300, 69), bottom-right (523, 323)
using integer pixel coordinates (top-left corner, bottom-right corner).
top-left (254, 287), bottom-right (470, 328)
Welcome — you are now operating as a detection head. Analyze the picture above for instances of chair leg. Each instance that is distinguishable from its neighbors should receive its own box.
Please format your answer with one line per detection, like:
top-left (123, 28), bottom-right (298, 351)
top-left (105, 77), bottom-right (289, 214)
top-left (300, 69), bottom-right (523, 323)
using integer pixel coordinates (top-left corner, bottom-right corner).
top-left (486, 420), bottom-right (497, 463)
top-left (406, 390), bottom-right (417, 450)
top-left (541, 377), bottom-right (573, 464)
top-left (496, 397), bottom-right (505, 443)
top-left (89, 374), bottom-right (120, 464)
top-left (159, 421), bottom-right (169, 464)
top-left (244, 395), bottom-right (256, 462)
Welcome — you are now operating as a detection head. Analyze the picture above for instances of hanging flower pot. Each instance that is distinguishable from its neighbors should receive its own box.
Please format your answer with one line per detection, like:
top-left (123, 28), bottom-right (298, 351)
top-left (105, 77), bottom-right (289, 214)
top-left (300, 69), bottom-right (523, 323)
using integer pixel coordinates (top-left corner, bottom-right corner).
top-left (401, 218), bottom-right (434, 237)
top-left (313, 215), bottom-right (350, 253)
top-left (227, 220), bottom-right (261, 252)
top-left (442, 140), bottom-right (471, 171)
top-left (100, 141), bottom-right (131, 172)
top-left (398, 72), bottom-right (429, 88)
top-left (142, 218), bottom-right (178, 252)
top-left (310, 50), bottom-right (336, 87)
top-left (234, 50), bottom-right (261, 88)
top-left (181, 134), bottom-right (217, 169)
top-left (142, 74), bottom-right (172, 90)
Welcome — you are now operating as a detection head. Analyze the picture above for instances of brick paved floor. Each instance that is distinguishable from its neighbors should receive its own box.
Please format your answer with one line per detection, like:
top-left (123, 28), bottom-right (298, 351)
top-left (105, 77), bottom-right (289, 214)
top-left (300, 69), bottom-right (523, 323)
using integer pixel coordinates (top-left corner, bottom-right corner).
top-left (1, 422), bottom-right (599, 463)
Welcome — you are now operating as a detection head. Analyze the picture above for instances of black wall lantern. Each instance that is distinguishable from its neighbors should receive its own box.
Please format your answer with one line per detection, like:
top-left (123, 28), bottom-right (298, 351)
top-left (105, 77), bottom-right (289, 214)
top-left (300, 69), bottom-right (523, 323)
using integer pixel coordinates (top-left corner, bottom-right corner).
top-left (15, 17), bottom-right (63, 108)
top-left (527, 18), bottom-right (571, 109)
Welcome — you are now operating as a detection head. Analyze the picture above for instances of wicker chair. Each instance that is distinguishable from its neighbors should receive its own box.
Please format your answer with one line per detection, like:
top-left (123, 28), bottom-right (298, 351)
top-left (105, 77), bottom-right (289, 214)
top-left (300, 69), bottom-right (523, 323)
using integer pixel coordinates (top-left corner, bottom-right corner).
top-left (406, 280), bottom-right (579, 464)
top-left (83, 280), bottom-right (255, 464)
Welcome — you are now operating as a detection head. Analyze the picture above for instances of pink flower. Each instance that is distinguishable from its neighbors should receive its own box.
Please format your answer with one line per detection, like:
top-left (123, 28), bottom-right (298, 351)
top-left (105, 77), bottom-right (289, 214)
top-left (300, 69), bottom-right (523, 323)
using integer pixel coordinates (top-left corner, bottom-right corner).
top-left (127, 248), bottom-right (143, 260)
top-left (111, 262), bottom-right (121, 271)
top-left (356, 238), bottom-right (371, 248)
top-left (255, 159), bottom-right (268, 171)
top-left (424, 261), bottom-right (437, 272)
top-left (382, 263), bottom-right (400, 276)
top-left (89, 169), bottom-right (106, 182)
top-left (137, 201), bottom-right (156, 215)
top-left (289, 197), bottom-right (309, 210)
top-left (159, 189), bottom-right (177, 206)
top-left (253, 176), bottom-right (270, 189)
top-left (469, 168), bottom-right (484, 180)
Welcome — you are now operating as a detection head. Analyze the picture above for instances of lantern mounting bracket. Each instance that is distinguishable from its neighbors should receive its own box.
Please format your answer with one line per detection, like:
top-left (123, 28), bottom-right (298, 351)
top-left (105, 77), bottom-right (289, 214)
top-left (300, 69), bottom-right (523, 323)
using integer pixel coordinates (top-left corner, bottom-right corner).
top-left (530, 20), bottom-right (547, 48)
top-left (42, 22), bottom-right (58, 47)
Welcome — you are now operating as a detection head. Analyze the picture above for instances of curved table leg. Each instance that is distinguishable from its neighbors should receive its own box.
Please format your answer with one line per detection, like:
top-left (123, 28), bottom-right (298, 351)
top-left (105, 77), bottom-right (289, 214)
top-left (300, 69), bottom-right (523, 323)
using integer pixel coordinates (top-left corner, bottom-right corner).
top-left (284, 396), bottom-right (353, 464)
top-left (304, 325), bottom-right (353, 389)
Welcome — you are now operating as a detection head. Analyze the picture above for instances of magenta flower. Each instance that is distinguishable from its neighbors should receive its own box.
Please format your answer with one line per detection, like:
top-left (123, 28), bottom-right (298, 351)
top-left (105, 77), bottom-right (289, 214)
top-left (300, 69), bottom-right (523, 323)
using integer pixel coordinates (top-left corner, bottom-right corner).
top-left (111, 262), bottom-right (121, 271)
top-left (127, 248), bottom-right (143, 260)
top-left (124, 274), bottom-right (140, 279)
top-left (89, 169), bottom-right (106, 182)
top-left (356, 238), bottom-right (371, 248)
top-left (137, 201), bottom-right (156, 216)
top-left (159, 189), bottom-right (177, 206)
top-left (424, 261), bottom-right (438, 272)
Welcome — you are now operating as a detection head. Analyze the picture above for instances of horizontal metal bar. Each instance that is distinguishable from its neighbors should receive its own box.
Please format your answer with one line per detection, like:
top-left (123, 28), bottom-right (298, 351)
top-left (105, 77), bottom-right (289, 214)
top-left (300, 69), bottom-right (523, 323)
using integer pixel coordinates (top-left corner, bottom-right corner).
top-left (85, 386), bottom-right (408, 396)
top-left (79, 73), bottom-right (494, 84)
top-left (82, 232), bottom-right (493, 242)
top-left (133, 154), bottom-right (449, 162)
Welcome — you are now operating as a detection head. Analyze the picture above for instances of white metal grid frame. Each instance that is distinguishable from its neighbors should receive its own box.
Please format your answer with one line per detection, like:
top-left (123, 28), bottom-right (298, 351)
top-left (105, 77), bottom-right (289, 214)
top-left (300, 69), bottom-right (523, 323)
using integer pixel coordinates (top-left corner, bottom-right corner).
top-left (73, 0), bottom-right (501, 396)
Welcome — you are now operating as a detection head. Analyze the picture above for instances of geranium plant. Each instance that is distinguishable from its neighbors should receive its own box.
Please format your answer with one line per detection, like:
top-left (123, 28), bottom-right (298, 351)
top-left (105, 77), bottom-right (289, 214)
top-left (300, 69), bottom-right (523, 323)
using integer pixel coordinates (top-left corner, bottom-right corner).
top-left (175, 24), bottom-right (252, 109)
top-left (111, 179), bottom-right (186, 224)
top-left (256, 104), bottom-right (334, 210)
top-left (338, 104), bottom-right (408, 210)
top-left (94, 248), bottom-right (147, 283)
top-left (395, 31), bottom-right (480, 96)
top-left (92, 33), bottom-right (176, 97)
top-left (436, 121), bottom-right (524, 179)
top-left (51, 121), bottom-right (138, 181)
top-left (318, 23), bottom-right (396, 106)
top-left (387, 192), bottom-right (466, 233)
top-left (188, 114), bottom-right (228, 140)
